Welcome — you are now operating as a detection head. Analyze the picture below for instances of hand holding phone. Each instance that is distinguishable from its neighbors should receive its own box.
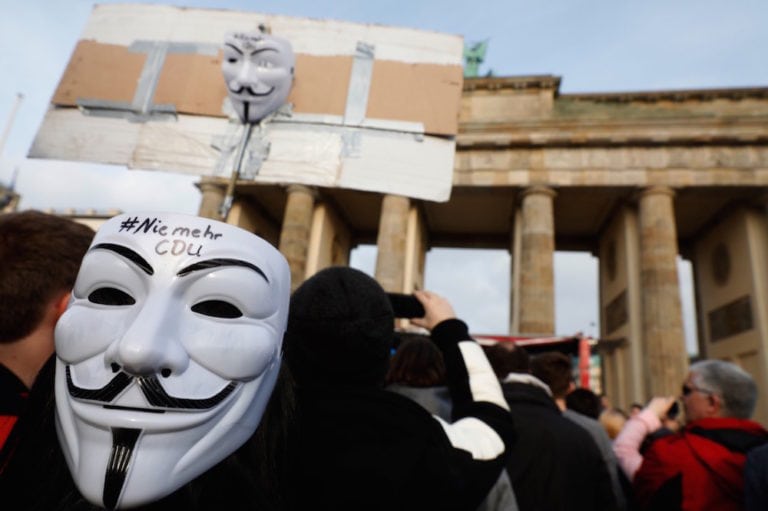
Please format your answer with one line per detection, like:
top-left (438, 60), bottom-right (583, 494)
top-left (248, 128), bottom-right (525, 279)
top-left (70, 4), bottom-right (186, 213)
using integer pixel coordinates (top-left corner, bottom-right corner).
top-left (666, 401), bottom-right (680, 420)
top-left (387, 293), bottom-right (426, 319)
top-left (646, 396), bottom-right (677, 420)
top-left (409, 291), bottom-right (456, 331)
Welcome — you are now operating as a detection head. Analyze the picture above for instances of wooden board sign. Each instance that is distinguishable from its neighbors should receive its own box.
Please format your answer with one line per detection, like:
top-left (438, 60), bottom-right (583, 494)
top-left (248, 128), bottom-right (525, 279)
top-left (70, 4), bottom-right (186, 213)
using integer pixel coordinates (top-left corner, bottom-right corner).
top-left (30, 4), bottom-right (464, 202)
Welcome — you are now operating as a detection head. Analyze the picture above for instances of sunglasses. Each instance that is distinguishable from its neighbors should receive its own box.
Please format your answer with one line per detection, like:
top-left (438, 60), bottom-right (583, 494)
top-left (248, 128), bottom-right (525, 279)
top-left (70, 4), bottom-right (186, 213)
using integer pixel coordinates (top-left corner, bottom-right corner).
top-left (681, 383), bottom-right (713, 396)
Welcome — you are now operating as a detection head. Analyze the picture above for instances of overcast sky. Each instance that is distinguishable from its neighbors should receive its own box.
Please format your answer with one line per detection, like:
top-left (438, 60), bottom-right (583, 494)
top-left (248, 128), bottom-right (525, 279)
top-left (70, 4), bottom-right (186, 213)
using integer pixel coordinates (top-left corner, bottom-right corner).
top-left (1, 0), bottom-right (766, 348)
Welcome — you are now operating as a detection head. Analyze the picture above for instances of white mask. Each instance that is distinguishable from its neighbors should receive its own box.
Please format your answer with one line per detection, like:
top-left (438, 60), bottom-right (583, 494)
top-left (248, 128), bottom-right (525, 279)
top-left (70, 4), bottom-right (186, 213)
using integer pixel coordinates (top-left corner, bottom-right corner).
top-left (222, 31), bottom-right (295, 123)
top-left (54, 212), bottom-right (290, 509)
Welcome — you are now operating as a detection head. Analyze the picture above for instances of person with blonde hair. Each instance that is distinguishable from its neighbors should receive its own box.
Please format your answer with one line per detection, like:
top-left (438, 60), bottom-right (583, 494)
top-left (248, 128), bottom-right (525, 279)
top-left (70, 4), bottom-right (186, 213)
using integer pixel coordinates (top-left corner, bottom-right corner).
top-left (599, 408), bottom-right (628, 440)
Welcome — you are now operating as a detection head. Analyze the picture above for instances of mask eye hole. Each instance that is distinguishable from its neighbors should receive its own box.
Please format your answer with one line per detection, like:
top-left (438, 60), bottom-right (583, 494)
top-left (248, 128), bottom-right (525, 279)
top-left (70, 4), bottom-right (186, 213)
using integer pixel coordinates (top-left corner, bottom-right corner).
top-left (227, 57), bottom-right (238, 64)
top-left (88, 287), bottom-right (136, 306)
top-left (192, 300), bottom-right (243, 319)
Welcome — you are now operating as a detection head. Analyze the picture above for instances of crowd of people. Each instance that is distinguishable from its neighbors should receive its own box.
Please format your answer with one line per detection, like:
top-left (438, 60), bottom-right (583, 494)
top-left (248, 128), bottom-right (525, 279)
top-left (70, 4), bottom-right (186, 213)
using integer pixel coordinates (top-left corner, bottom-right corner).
top-left (0, 210), bottom-right (767, 510)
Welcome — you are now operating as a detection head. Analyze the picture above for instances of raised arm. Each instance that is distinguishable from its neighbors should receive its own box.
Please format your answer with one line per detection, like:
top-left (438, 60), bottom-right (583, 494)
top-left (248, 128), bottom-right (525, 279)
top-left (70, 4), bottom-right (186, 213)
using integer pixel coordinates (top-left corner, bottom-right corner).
top-left (411, 291), bottom-right (513, 460)
top-left (613, 397), bottom-right (672, 480)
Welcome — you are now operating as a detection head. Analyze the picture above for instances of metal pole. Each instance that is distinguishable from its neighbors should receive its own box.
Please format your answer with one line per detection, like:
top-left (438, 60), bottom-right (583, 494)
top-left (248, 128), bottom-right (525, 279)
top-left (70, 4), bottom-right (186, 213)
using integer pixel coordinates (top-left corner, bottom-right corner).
top-left (0, 93), bottom-right (24, 159)
top-left (219, 122), bottom-right (253, 221)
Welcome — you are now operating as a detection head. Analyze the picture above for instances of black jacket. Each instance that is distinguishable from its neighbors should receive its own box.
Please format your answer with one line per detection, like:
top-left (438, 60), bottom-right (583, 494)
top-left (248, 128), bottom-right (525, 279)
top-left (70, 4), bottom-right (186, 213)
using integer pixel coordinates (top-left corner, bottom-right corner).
top-left (500, 376), bottom-right (618, 511)
top-left (287, 319), bottom-right (516, 511)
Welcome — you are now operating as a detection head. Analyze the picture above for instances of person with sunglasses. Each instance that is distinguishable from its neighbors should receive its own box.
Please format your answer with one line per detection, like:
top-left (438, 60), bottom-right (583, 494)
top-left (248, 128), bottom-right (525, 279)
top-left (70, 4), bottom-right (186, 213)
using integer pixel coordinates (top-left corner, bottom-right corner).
top-left (613, 359), bottom-right (768, 511)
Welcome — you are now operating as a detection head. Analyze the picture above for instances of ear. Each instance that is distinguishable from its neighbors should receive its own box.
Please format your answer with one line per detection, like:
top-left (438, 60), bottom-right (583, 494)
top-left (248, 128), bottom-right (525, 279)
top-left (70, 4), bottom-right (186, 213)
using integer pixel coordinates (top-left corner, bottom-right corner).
top-left (53, 291), bottom-right (71, 321)
top-left (709, 393), bottom-right (722, 416)
top-left (39, 291), bottom-right (71, 331)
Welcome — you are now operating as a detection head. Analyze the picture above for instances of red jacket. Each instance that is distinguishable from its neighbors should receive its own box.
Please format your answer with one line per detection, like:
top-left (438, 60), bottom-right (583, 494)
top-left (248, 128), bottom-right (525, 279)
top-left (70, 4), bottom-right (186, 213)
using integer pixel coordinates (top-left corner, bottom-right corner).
top-left (634, 417), bottom-right (768, 511)
top-left (0, 364), bottom-right (28, 452)
top-left (0, 364), bottom-right (29, 473)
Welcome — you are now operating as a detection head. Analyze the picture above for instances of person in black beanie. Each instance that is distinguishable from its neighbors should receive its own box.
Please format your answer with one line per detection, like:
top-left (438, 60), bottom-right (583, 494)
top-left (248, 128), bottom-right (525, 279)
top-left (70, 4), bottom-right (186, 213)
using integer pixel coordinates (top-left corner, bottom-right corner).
top-left (283, 267), bottom-right (516, 511)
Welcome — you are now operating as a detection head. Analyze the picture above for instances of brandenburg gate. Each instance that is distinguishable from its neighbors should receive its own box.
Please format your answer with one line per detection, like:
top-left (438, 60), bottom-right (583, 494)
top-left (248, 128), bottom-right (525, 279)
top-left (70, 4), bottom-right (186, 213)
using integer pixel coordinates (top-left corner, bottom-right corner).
top-left (30, 5), bottom-right (768, 421)
top-left (196, 76), bottom-right (768, 421)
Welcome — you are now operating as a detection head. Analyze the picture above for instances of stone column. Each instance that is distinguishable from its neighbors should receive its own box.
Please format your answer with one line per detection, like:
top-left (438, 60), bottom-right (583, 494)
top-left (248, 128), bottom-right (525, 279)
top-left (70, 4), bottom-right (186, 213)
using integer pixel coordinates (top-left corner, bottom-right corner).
top-left (375, 194), bottom-right (410, 292)
top-left (227, 200), bottom-right (280, 246)
top-left (304, 202), bottom-right (352, 278)
top-left (509, 208), bottom-right (522, 334)
top-left (403, 205), bottom-right (428, 293)
top-left (518, 186), bottom-right (556, 335)
top-left (196, 177), bottom-right (226, 220)
top-left (278, 185), bottom-right (317, 292)
top-left (638, 186), bottom-right (687, 396)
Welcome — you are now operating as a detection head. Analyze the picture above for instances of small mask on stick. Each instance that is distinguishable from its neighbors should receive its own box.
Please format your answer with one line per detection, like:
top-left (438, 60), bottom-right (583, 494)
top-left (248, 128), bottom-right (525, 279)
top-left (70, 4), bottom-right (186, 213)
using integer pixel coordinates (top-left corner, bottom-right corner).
top-left (222, 30), bottom-right (295, 123)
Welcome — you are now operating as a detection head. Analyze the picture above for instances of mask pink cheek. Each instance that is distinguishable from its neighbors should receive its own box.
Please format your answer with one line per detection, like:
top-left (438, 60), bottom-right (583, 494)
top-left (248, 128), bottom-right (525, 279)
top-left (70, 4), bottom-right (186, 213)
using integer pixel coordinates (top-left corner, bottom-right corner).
top-left (55, 306), bottom-right (131, 363)
top-left (181, 323), bottom-right (280, 381)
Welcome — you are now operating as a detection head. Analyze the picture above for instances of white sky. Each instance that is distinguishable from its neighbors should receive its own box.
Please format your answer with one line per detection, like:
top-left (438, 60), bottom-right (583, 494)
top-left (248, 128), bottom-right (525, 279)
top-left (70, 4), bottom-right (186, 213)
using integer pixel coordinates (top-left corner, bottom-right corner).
top-left (1, 0), bottom-right (765, 349)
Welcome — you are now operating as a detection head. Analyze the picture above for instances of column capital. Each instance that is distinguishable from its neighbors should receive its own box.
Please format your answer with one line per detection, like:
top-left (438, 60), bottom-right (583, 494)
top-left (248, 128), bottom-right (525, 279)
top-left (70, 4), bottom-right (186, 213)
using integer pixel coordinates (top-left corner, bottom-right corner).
top-left (285, 184), bottom-right (318, 199)
top-left (637, 185), bottom-right (676, 201)
top-left (520, 185), bottom-right (557, 200)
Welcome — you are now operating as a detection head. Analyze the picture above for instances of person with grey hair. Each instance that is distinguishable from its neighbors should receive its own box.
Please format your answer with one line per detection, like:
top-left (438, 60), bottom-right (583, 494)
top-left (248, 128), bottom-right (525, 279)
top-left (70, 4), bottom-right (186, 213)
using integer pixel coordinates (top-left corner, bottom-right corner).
top-left (690, 359), bottom-right (759, 418)
top-left (613, 359), bottom-right (768, 510)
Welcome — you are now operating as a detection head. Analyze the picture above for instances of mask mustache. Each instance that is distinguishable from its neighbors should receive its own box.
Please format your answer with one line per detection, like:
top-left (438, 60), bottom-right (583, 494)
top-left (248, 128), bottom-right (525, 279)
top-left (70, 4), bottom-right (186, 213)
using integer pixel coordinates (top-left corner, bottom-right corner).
top-left (65, 365), bottom-right (237, 411)
top-left (229, 84), bottom-right (275, 97)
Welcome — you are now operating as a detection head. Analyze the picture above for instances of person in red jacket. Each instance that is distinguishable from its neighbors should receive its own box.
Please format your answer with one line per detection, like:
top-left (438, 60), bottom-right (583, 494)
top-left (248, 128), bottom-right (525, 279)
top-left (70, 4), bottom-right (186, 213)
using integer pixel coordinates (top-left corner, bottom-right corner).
top-left (614, 360), bottom-right (768, 510)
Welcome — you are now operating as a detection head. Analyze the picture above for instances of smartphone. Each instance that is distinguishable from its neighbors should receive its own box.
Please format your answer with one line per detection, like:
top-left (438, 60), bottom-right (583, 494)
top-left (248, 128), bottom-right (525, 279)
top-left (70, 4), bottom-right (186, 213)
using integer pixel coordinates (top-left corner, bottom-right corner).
top-left (666, 401), bottom-right (680, 420)
top-left (386, 293), bottom-right (425, 319)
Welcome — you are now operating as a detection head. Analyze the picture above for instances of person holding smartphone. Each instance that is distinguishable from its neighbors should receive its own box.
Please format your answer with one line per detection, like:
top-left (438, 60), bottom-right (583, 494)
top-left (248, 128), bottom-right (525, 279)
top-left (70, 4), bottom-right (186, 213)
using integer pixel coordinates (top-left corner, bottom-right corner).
top-left (282, 267), bottom-right (516, 511)
top-left (613, 360), bottom-right (768, 511)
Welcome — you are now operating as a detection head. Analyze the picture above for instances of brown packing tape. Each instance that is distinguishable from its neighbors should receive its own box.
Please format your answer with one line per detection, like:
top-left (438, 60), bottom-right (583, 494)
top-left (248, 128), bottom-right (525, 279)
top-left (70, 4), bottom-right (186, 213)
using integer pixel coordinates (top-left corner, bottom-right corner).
top-left (368, 60), bottom-right (463, 136)
top-left (52, 40), bottom-right (146, 105)
top-left (155, 53), bottom-right (227, 116)
top-left (160, 54), bottom-right (352, 119)
top-left (288, 54), bottom-right (351, 117)
top-left (52, 40), bottom-right (462, 136)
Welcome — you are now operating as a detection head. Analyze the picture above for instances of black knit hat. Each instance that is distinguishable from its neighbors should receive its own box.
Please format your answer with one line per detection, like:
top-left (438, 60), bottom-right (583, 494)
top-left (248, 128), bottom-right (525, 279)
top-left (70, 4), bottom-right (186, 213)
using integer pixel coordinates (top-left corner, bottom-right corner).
top-left (283, 267), bottom-right (395, 388)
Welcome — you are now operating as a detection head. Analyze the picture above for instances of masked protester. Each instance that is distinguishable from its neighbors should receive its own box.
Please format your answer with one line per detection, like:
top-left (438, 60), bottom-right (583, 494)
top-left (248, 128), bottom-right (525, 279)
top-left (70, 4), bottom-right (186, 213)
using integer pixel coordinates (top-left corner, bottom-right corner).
top-left (0, 212), bottom-right (292, 511)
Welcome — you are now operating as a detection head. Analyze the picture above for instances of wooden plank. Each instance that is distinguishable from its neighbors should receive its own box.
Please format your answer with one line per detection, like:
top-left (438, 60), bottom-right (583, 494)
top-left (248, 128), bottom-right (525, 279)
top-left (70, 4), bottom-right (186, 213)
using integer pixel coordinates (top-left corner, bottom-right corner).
top-left (29, 109), bottom-right (456, 201)
top-left (288, 55), bottom-right (351, 117)
top-left (339, 131), bottom-right (455, 201)
top-left (52, 40), bottom-right (145, 105)
top-left (246, 124), bottom-right (455, 202)
top-left (155, 52), bottom-right (227, 117)
top-left (368, 60), bottom-right (463, 136)
top-left (52, 42), bottom-right (461, 135)
top-left (255, 126), bottom-right (343, 186)
top-left (82, 4), bottom-right (463, 64)
top-left (28, 108), bottom-right (142, 165)
top-left (132, 115), bottom-right (230, 174)
top-left (34, 4), bottom-right (463, 200)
